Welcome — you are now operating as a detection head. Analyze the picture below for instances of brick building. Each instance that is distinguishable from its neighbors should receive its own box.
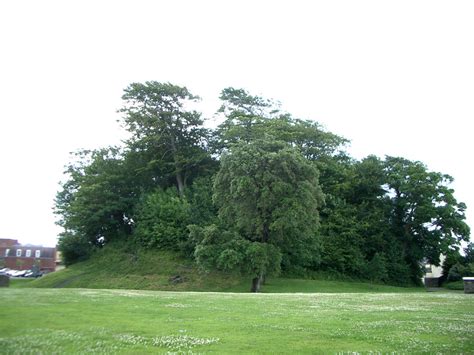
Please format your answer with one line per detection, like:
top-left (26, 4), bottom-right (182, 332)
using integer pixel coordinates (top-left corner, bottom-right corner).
top-left (0, 239), bottom-right (56, 272)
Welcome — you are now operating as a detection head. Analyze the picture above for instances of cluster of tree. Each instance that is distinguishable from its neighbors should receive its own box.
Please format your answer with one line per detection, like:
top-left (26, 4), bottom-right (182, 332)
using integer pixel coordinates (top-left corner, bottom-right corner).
top-left (55, 82), bottom-right (471, 291)
top-left (440, 243), bottom-right (474, 284)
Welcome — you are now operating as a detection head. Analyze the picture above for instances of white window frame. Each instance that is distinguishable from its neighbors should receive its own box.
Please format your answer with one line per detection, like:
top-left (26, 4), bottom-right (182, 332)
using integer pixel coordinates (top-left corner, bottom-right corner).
top-left (35, 250), bottom-right (41, 258)
top-left (26, 250), bottom-right (32, 257)
top-left (5, 249), bottom-right (9, 257)
top-left (16, 249), bottom-right (22, 257)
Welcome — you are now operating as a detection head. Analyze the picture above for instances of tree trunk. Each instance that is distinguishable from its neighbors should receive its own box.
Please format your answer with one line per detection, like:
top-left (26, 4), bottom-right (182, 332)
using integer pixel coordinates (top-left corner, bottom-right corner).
top-left (262, 223), bottom-right (270, 243)
top-left (250, 274), bottom-right (264, 293)
top-left (170, 136), bottom-right (185, 198)
top-left (176, 172), bottom-right (185, 198)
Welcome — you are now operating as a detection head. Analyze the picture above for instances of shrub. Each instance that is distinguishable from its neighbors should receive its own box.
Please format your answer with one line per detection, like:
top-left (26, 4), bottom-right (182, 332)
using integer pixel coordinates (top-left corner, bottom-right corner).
top-left (57, 232), bottom-right (93, 266)
top-left (447, 262), bottom-right (474, 282)
top-left (134, 188), bottom-right (190, 251)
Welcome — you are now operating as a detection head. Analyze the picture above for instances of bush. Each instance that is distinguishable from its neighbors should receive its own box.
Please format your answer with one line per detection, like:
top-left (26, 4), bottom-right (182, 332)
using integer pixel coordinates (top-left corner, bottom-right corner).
top-left (444, 281), bottom-right (464, 290)
top-left (440, 251), bottom-right (462, 285)
top-left (447, 262), bottom-right (474, 282)
top-left (134, 188), bottom-right (190, 251)
top-left (57, 232), bottom-right (93, 266)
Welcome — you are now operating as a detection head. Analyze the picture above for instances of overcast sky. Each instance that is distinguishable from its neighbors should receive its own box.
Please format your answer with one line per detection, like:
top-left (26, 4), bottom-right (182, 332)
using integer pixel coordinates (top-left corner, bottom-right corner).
top-left (0, 1), bottom-right (473, 247)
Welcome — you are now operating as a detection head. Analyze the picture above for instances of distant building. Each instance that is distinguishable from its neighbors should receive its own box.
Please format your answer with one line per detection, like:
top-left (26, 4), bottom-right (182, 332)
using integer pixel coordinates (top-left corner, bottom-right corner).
top-left (0, 239), bottom-right (18, 249)
top-left (0, 239), bottom-right (56, 272)
top-left (423, 255), bottom-right (445, 287)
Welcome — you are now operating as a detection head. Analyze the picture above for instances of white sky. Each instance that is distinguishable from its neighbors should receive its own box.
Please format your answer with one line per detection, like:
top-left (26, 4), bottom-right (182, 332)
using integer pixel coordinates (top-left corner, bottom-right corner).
top-left (0, 0), bottom-right (473, 247)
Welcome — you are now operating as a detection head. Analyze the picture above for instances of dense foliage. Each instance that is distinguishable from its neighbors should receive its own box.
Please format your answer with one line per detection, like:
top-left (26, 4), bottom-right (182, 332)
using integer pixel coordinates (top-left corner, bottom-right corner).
top-left (55, 82), bottom-right (471, 290)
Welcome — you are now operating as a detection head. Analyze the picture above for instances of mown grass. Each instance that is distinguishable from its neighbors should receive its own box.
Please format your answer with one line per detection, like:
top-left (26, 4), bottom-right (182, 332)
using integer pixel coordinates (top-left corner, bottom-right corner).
top-left (262, 278), bottom-right (422, 293)
top-left (25, 245), bottom-right (425, 293)
top-left (0, 288), bottom-right (472, 353)
top-left (8, 278), bottom-right (35, 288)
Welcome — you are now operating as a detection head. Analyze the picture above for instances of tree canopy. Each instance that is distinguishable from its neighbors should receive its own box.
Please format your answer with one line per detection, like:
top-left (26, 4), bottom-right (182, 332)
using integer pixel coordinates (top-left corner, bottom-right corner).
top-left (209, 139), bottom-right (324, 291)
top-left (55, 82), bottom-right (471, 291)
top-left (120, 81), bottom-right (211, 196)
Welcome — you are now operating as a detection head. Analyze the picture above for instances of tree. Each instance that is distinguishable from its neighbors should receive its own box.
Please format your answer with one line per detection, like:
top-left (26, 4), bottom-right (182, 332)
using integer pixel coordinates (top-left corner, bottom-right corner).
top-left (213, 87), bottom-right (348, 160)
top-left (384, 156), bottom-right (470, 283)
top-left (57, 231), bottom-right (93, 266)
top-left (54, 82), bottom-right (471, 285)
top-left (191, 224), bottom-right (282, 292)
top-left (212, 87), bottom-right (280, 152)
top-left (212, 139), bottom-right (324, 291)
top-left (441, 243), bottom-right (474, 284)
top-left (120, 81), bottom-right (210, 196)
top-left (319, 156), bottom-right (388, 280)
top-left (365, 252), bottom-right (388, 282)
top-left (186, 175), bottom-right (219, 227)
top-left (319, 200), bottom-right (369, 277)
top-left (55, 148), bottom-right (138, 250)
top-left (464, 242), bottom-right (474, 264)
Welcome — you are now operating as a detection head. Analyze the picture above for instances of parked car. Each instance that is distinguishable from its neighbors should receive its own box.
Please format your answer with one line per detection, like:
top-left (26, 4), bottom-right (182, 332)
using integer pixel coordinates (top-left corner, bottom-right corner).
top-left (11, 270), bottom-right (28, 277)
top-left (24, 270), bottom-right (42, 278)
top-left (5, 269), bottom-right (17, 277)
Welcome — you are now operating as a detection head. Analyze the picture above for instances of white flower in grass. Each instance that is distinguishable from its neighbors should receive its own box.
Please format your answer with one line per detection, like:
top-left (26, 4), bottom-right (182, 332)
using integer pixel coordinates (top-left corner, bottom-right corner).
top-left (152, 335), bottom-right (219, 351)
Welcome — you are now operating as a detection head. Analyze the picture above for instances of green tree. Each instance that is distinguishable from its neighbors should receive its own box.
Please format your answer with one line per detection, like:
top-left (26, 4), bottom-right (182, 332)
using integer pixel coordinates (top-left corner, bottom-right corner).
top-left (463, 242), bottom-right (474, 264)
top-left (212, 139), bottom-right (324, 291)
top-left (365, 252), bottom-right (388, 282)
top-left (319, 156), bottom-right (388, 280)
top-left (214, 87), bottom-right (348, 160)
top-left (191, 224), bottom-right (282, 292)
top-left (349, 157), bottom-right (392, 261)
top-left (212, 87), bottom-right (280, 152)
top-left (441, 243), bottom-right (474, 285)
top-left (440, 249), bottom-right (462, 285)
top-left (186, 176), bottom-right (218, 227)
top-left (319, 201), bottom-right (367, 277)
top-left (120, 81), bottom-right (210, 196)
top-left (57, 231), bottom-right (93, 266)
top-left (384, 156), bottom-right (470, 284)
top-left (55, 148), bottom-right (138, 251)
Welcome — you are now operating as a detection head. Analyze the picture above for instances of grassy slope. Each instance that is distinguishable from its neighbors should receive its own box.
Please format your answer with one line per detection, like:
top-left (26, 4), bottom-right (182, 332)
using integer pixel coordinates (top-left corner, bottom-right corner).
top-left (26, 247), bottom-right (250, 292)
top-left (24, 245), bottom-right (425, 293)
top-left (0, 288), bottom-right (472, 353)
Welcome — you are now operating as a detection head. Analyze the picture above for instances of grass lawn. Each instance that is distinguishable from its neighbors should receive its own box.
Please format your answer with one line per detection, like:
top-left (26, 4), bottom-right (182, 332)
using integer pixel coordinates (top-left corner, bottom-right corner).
top-left (261, 278), bottom-right (423, 293)
top-left (8, 278), bottom-right (36, 288)
top-left (0, 288), bottom-right (472, 353)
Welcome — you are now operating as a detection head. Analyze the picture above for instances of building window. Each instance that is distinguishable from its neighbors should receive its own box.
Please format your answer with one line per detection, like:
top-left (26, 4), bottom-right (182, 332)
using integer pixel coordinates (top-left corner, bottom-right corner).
top-left (5, 249), bottom-right (9, 257)
top-left (16, 249), bottom-right (22, 257)
top-left (35, 250), bottom-right (41, 258)
top-left (26, 250), bottom-right (31, 257)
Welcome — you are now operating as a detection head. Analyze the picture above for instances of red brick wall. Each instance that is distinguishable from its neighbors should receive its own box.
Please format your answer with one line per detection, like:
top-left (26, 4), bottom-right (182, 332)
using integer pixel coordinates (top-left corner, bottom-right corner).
top-left (0, 239), bottom-right (18, 250)
top-left (4, 257), bottom-right (56, 272)
top-left (0, 240), bottom-right (56, 272)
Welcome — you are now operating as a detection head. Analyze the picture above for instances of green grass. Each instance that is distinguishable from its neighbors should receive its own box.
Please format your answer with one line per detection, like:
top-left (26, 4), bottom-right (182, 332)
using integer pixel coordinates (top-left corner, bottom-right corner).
top-left (0, 288), bottom-right (472, 353)
top-left (8, 278), bottom-right (36, 288)
top-left (262, 278), bottom-right (423, 293)
top-left (26, 245), bottom-right (425, 293)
